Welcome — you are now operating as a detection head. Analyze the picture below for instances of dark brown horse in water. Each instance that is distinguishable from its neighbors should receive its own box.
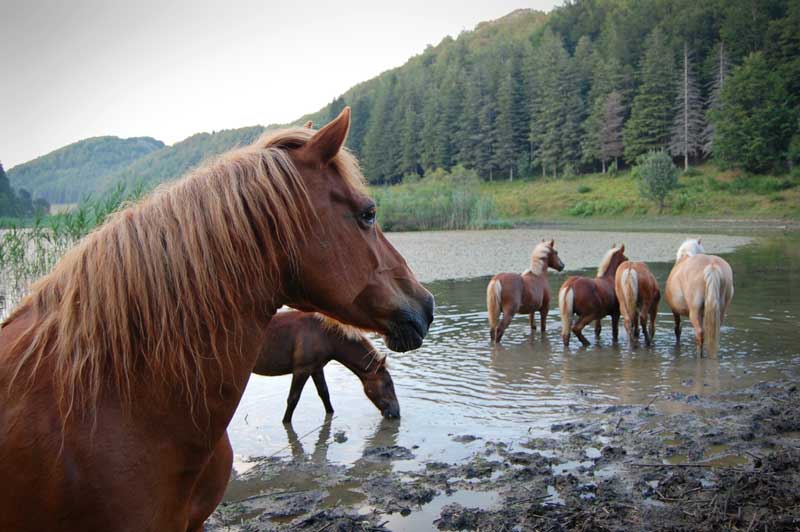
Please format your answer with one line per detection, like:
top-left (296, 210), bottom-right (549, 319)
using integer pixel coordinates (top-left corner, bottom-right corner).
top-left (253, 311), bottom-right (399, 423)
top-left (614, 261), bottom-right (660, 347)
top-left (486, 239), bottom-right (565, 342)
top-left (0, 108), bottom-right (433, 532)
top-left (558, 244), bottom-right (628, 346)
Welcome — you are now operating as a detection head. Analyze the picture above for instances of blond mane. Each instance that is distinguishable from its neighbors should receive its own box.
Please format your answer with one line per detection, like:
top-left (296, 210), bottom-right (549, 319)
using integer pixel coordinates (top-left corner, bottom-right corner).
top-left (676, 238), bottom-right (705, 261)
top-left (4, 126), bottom-right (366, 422)
top-left (526, 241), bottom-right (553, 276)
top-left (597, 246), bottom-right (622, 277)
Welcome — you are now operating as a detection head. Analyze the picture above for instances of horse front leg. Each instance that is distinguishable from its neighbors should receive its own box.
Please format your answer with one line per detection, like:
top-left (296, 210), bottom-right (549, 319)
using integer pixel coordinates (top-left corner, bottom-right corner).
top-left (283, 373), bottom-right (310, 424)
top-left (529, 312), bottom-right (536, 335)
top-left (186, 432), bottom-right (233, 532)
top-left (311, 368), bottom-right (334, 415)
top-left (540, 306), bottom-right (548, 335)
top-left (611, 313), bottom-right (620, 342)
top-left (594, 319), bottom-right (602, 337)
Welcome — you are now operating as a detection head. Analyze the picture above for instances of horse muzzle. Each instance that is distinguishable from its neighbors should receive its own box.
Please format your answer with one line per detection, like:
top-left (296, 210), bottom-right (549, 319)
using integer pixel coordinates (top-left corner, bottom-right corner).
top-left (382, 402), bottom-right (401, 419)
top-left (383, 293), bottom-right (434, 352)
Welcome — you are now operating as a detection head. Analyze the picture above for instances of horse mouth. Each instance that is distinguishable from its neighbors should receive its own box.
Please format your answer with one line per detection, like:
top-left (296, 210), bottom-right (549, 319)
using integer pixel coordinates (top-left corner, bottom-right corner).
top-left (384, 313), bottom-right (427, 352)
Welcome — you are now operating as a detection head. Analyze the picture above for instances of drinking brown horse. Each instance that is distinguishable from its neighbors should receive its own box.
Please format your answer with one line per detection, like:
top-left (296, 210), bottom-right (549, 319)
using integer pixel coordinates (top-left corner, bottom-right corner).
top-left (614, 261), bottom-right (660, 346)
top-left (253, 311), bottom-right (399, 423)
top-left (486, 239), bottom-right (565, 342)
top-left (0, 108), bottom-right (434, 532)
top-left (559, 245), bottom-right (628, 346)
top-left (665, 238), bottom-right (734, 355)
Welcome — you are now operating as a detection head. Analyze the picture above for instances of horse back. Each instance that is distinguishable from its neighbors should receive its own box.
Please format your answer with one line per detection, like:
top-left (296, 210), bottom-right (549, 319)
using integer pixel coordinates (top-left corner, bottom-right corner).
top-left (253, 312), bottom-right (332, 376)
top-left (563, 275), bottom-right (617, 316)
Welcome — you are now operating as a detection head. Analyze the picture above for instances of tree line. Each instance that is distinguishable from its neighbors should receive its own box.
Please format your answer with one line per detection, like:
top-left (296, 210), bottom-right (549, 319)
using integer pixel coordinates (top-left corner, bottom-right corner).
top-left (305, 0), bottom-right (799, 184)
top-left (0, 163), bottom-right (49, 218)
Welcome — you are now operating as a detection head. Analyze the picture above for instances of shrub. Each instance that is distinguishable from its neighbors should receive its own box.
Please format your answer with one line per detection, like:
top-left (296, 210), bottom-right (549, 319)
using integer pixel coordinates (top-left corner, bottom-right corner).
top-left (577, 184), bottom-right (592, 194)
top-left (634, 151), bottom-right (678, 212)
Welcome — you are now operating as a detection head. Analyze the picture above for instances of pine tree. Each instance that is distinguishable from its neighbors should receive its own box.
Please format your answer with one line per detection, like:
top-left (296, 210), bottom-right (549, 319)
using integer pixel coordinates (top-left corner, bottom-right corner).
top-left (581, 55), bottom-right (626, 169)
top-left (623, 28), bottom-right (676, 162)
top-left (701, 42), bottom-right (730, 157)
top-left (493, 48), bottom-right (528, 180)
top-left (600, 91), bottom-right (625, 172)
top-left (669, 42), bottom-right (704, 170)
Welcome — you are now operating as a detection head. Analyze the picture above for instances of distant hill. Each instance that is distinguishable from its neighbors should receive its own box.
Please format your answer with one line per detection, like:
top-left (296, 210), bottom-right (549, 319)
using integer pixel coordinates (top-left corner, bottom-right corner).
top-left (102, 126), bottom-right (266, 193)
top-left (7, 136), bottom-right (164, 203)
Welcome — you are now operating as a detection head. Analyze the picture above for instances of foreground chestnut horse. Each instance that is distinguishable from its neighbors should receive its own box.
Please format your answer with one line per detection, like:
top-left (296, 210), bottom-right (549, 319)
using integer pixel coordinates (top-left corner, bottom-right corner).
top-left (614, 261), bottom-right (660, 346)
top-left (486, 239), bottom-right (565, 342)
top-left (0, 108), bottom-right (434, 532)
top-left (253, 311), bottom-right (399, 423)
top-left (665, 238), bottom-right (733, 355)
top-left (558, 245), bottom-right (628, 346)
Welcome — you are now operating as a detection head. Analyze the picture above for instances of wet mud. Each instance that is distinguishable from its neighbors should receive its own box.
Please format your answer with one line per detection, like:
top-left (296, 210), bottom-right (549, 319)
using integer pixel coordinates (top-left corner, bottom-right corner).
top-left (208, 381), bottom-right (800, 531)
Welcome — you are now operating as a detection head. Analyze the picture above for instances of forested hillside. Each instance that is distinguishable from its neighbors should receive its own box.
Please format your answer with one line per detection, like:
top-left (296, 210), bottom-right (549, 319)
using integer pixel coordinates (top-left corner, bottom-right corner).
top-left (102, 126), bottom-right (265, 192)
top-left (7, 136), bottom-right (164, 203)
top-left (301, 1), bottom-right (799, 183)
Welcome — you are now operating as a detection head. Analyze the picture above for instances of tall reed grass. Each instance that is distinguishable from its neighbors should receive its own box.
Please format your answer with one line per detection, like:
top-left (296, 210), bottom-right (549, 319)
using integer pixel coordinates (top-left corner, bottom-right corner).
top-left (0, 184), bottom-right (144, 319)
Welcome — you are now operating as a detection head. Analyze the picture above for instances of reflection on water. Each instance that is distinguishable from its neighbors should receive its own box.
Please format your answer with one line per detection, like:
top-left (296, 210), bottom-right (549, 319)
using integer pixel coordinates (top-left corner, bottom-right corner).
top-left (227, 232), bottom-right (799, 491)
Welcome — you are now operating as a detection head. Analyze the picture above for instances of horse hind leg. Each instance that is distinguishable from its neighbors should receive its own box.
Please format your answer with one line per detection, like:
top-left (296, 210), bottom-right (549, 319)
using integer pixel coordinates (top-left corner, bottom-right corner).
top-left (529, 312), bottom-right (536, 334)
top-left (495, 304), bottom-right (516, 343)
top-left (572, 315), bottom-right (596, 346)
top-left (594, 319), bottom-right (602, 337)
top-left (673, 312), bottom-right (682, 343)
top-left (540, 307), bottom-right (548, 335)
top-left (640, 312), bottom-right (651, 346)
top-left (689, 310), bottom-right (704, 356)
top-left (312, 369), bottom-right (334, 415)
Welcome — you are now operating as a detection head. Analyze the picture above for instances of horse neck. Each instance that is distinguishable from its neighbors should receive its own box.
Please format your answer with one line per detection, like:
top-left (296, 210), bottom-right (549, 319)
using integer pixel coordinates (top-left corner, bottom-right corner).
top-left (330, 334), bottom-right (379, 381)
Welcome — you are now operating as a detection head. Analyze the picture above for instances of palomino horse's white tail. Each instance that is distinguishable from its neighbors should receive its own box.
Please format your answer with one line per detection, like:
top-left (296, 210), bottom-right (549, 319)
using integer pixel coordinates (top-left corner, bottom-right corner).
top-left (620, 267), bottom-right (638, 327)
top-left (486, 279), bottom-right (502, 334)
top-left (703, 264), bottom-right (722, 355)
top-left (558, 285), bottom-right (574, 340)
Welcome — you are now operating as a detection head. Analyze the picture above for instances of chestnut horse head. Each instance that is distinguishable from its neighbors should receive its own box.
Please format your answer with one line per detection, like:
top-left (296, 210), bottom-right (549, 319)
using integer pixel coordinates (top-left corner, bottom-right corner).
top-left (597, 244), bottom-right (628, 278)
top-left (272, 108), bottom-right (434, 352)
top-left (544, 239), bottom-right (565, 272)
top-left (361, 356), bottom-right (400, 419)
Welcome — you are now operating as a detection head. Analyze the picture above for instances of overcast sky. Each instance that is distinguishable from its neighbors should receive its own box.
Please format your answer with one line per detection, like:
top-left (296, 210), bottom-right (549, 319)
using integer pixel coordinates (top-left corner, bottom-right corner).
top-left (1, 0), bottom-right (561, 168)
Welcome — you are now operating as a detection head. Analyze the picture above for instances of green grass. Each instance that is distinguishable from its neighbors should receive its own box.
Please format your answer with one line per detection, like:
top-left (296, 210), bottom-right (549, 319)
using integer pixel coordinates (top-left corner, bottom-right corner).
top-left (478, 164), bottom-right (800, 223)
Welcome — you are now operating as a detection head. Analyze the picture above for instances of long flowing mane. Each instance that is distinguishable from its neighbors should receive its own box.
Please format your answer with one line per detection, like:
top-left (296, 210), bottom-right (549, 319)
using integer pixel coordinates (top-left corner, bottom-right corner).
top-left (597, 246), bottom-right (622, 277)
top-left (526, 241), bottom-right (553, 276)
top-left (3, 127), bottom-right (366, 421)
top-left (676, 238), bottom-right (705, 261)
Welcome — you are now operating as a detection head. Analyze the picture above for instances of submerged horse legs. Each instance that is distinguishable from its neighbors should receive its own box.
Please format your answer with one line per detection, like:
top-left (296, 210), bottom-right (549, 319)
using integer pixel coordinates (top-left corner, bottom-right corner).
top-left (529, 312), bottom-right (536, 334)
top-left (673, 312), bottom-right (682, 343)
top-left (495, 304), bottom-right (517, 343)
top-left (312, 368), bottom-right (334, 415)
top-left (283, 373), bottom-right (311, 424)
top-left (611, 313), bottom-right (620, 342)
top-left (689, 310), bottom-right (704, 355)
top-left (540, 307), bottom-right (548, 335)
top-left (571, 314), bottom-right (596, 346)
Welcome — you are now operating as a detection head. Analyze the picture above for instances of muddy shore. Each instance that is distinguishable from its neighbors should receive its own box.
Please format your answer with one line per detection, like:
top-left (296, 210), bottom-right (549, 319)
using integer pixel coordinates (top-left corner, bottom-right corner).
top-left (208, 381), bottom-right (800, 531)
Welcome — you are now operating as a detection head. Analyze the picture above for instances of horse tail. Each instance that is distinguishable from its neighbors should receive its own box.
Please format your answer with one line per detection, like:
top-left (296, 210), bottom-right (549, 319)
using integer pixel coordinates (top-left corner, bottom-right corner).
top-left (620, 266), bottom-right (638, 322)
top-left (487, 278), bottom-right (502, 332)
top-left (558, 284), bottom-right (574, 340)
top-left (703, 264), bottom-right (722, 355)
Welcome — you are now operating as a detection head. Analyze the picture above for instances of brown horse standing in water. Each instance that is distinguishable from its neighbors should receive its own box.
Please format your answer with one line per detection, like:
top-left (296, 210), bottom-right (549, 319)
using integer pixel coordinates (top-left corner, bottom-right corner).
top-left (0, 108), bottom-right (434, 532)
top-left (665, 238), bottom-right (734, 356)
top-left (614, 261), bottom-right (660, 346)
top-left (486, 239), bottom-right (565, 342)
top-left (253, 311), bottom-right (399, 423)
top-left (559, 245), bottom-right (628, 346)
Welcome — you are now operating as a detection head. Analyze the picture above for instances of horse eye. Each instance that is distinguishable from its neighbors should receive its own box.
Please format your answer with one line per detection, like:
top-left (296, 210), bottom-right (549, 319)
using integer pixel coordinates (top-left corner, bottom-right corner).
top-left (359, 206), bottom-right (376, 227)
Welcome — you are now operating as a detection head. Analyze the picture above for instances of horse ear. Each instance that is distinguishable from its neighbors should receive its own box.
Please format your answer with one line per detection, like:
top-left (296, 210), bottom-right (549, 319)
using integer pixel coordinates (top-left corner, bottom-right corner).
top-left (620, 244), bottom-right (625, 252)
top-left (697, 237), bottom-right (702, 244)
top-left (549, 239), bottom-right (555, 247)
top-left (303, 120), bottom-right (313, 129)
top-left (306, 107), bottom-right (350, 162)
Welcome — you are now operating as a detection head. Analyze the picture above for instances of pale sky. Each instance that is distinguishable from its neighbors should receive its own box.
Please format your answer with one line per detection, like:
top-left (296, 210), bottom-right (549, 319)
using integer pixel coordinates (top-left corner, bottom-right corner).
top-left (1, 0), bottom-right (560, 168)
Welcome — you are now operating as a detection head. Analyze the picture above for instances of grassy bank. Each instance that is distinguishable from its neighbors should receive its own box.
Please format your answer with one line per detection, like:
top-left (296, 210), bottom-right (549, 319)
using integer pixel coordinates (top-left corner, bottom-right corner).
top-left (479, 164), bottom-right (800, 224)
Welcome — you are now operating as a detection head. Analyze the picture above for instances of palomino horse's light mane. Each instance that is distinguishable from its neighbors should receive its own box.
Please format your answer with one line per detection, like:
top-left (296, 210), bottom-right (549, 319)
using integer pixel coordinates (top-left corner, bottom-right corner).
top-left (313, 312), bottom-right (386, 371)
top-left (676, 238), bottom-right (705, 261)
top-left (597, 246), bottom-right (623, 277)
top-left (3, 126), bottom-right (366, 423)
top-left (526, 241), bottom-right (553, 276)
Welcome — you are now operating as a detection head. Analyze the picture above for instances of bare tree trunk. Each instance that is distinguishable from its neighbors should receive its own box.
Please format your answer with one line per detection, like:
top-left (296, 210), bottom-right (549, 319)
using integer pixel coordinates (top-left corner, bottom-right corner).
top-left (602, 160), bottom-right (607, 174)
top-left (683, 42), bottom-right (689, 171)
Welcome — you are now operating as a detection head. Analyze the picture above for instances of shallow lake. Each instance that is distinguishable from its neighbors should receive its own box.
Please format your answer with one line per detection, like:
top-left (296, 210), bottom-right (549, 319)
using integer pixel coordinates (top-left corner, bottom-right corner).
top-left (226, 228), bottom-right (800, 488)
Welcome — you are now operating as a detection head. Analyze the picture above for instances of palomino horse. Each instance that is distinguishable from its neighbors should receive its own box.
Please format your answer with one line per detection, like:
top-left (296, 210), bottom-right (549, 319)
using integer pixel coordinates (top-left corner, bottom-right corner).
top-left (0, 108), bottom-right (434, 532)
top-left (486, 239), bottom-right (565, 342)
top-left (665, 238), bottom-right (733, 355)
top-left (253, 311), bottom-right (399, 423)
top-left (559, 245), bottom-right (628, 346)
top-left (614, 261), bottom-right (660, 346)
